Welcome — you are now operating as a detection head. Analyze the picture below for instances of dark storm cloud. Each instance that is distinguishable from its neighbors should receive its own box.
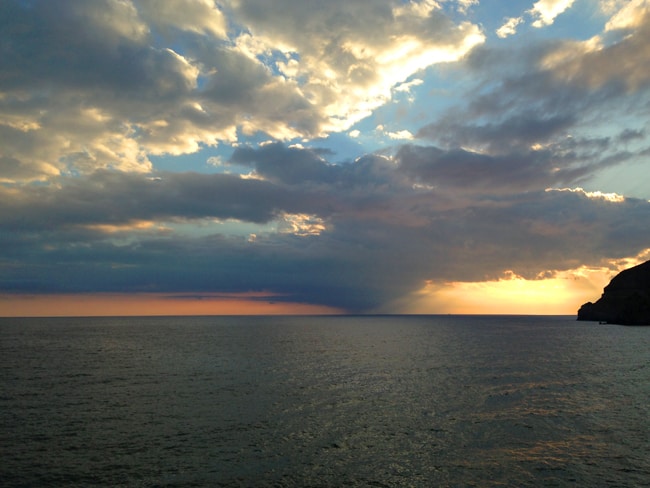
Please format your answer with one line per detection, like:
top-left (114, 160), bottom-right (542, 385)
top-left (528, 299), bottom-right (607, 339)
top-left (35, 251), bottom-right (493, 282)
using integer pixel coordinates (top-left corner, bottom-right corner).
top-left (0, 171), bottom-right (323, 230)
top-left (0, 0), bottom-right (186, 97)
top-left (230, 142), bottom-right (414, 192)
top-left (3, 145), bottom-right (650, 311)
top-left (4, 188), bottom-right (650, 311)
top-left (0, 228), bottom-right (411, 311)
top-left (395, 144), bottom-right (589, 193)
top-left (419, 105), bottom-right (577, 152)
top-left (230, 143), bottom-right (339, 185)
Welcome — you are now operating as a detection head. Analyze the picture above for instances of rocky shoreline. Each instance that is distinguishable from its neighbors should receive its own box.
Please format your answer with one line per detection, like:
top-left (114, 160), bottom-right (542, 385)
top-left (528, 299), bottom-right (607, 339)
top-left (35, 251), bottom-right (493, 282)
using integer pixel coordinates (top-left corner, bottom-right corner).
top-left (577, 260), bottom-right (650, 326)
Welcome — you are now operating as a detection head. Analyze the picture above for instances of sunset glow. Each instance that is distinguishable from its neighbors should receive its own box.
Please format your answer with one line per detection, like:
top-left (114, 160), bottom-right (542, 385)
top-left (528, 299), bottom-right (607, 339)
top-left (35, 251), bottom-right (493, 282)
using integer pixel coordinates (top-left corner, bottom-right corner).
top-left (0, 293), bottom-right (343, 317)
top-left (403, 273), bottom-right (606, 315)
top-left (2, 0), bottom-right (650, 316)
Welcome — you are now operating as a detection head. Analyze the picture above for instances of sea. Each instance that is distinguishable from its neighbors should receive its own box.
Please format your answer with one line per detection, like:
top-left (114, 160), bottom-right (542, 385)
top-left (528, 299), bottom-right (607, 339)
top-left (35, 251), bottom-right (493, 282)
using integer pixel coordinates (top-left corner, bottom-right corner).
top-left (1, 315), bottom-right (648, 487)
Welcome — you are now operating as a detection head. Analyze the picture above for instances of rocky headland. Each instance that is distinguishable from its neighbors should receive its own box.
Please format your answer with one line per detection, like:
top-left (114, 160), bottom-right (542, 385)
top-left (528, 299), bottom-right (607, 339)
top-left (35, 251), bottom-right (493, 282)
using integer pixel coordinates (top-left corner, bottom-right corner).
top-left (577, 260), bottom-right (650, 325)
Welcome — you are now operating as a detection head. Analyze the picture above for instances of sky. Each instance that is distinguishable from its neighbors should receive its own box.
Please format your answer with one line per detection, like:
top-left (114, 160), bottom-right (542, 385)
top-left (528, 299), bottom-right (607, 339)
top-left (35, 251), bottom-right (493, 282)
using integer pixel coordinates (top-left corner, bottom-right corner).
top-left (1, 0), bottom-right (650, 316)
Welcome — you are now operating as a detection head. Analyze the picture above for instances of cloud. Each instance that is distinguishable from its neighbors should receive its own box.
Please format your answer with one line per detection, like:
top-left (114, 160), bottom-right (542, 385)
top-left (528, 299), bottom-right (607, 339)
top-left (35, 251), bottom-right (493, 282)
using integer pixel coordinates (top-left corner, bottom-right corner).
top-left (495, 0), bottom-right (576, 38)
top-left (277, 213), bottom-right (328, 236)
top-left (395, 144), bottom-right (588, 194)
top-left (3, 144), bottom-right (650, 311)
top-left (421, 109), bottom-right (578, 152)
top-left (604, 0), bottom-right (650, 31)
top-left (0, 1), bottom-right (202, 179)
top-left (529, 0), bottom-right (576, 28)
top-left (0, 170), bottom-right (315, 231)
top-left (387, 130), bottom-right (415, 140)
top-left (496, 17), bottom-right (523, 38)
top-left (136, 0), bottom-right (227, 38)
top-left (229, 142), bottom-right (339, 185)
top-left (227, 0), bottom-right (485, 133)
top-left (419, 9), bottom-right (650, 190)
top-left (0, 0), bottom-right (485, 182)
top-left (541, 11), bottom-right (650, 92)
top-left (456, 0), bottom-right (479, 14)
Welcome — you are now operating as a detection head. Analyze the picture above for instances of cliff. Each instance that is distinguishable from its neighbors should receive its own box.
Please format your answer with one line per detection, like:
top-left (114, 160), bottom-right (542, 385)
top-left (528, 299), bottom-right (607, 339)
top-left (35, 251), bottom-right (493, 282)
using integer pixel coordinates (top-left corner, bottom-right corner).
top-left (577, 260), bottom-right (650, 325)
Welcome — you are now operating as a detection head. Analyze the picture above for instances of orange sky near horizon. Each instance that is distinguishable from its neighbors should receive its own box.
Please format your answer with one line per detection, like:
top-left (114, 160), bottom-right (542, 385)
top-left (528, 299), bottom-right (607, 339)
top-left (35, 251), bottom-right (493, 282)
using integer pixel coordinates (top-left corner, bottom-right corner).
top-left (394, 260), bottom-right (641, 315)
top-left (0, 293), bottom-right (344, 317)
top-left (402, 276), bottom-right (606, 315)
top-left (0, 265), bottom-right (616, 317)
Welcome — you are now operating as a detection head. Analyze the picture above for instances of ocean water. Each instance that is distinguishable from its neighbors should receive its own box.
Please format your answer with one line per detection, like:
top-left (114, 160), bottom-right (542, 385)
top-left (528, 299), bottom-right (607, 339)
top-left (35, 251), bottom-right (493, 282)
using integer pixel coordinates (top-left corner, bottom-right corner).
top-left (1, 315), bottom-right (648, 487)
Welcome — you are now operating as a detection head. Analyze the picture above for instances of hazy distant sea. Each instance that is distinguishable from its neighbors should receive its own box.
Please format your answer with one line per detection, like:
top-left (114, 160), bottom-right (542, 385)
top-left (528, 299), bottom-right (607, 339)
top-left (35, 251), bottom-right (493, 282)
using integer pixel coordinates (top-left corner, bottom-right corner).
top-left (1, 315), bottom-right (648, 487)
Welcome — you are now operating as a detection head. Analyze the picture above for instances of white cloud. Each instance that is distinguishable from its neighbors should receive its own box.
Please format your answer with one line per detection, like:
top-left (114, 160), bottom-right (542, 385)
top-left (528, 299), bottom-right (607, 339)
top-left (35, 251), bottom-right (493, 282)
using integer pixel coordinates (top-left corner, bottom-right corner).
top-left (496, 0), bottom-right (576, 36)
top-left (529, 0), bottom-right (576, 28)
top-left (605, 0), bottom-right (650, 31)
top-left (226, 0), bottom-right (485, 134)
top-left (546, 187), bottom-right (626, 203)
top-left (387, 130), bottom-right (415, 140)
top-left (496, 16), bottom-right (523, 38)
top-left (394, 78), bottom-right (424, 93)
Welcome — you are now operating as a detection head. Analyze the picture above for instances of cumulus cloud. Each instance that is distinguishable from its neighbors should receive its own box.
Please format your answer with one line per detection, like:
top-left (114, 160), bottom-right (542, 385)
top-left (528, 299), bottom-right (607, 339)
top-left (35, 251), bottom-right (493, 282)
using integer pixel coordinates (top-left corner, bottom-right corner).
top-left (226, 0), bottom-right (484, 133)
top-left (0, 0), bottom-right (202, 179)
top-left (0, 0), bottom-right (484, 182)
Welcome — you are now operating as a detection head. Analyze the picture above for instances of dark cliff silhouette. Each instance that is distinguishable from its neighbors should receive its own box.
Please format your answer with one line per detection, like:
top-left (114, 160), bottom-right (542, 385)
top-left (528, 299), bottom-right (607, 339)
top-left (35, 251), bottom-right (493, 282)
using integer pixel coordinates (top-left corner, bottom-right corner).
top-left (577, 260), bottom-right (650, 325)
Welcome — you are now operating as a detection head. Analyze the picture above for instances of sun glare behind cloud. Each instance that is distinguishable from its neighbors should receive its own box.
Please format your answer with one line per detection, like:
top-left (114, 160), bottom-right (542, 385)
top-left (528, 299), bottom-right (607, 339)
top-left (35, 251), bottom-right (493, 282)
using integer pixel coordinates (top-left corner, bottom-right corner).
top-left (400, 266), bottom-right (622, 315)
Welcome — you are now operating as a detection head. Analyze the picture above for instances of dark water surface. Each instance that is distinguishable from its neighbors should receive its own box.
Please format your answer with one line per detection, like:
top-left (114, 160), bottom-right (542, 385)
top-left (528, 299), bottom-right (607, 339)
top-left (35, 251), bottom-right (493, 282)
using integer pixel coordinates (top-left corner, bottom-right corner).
top-left (1, 315), bottom-right (649, 487)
